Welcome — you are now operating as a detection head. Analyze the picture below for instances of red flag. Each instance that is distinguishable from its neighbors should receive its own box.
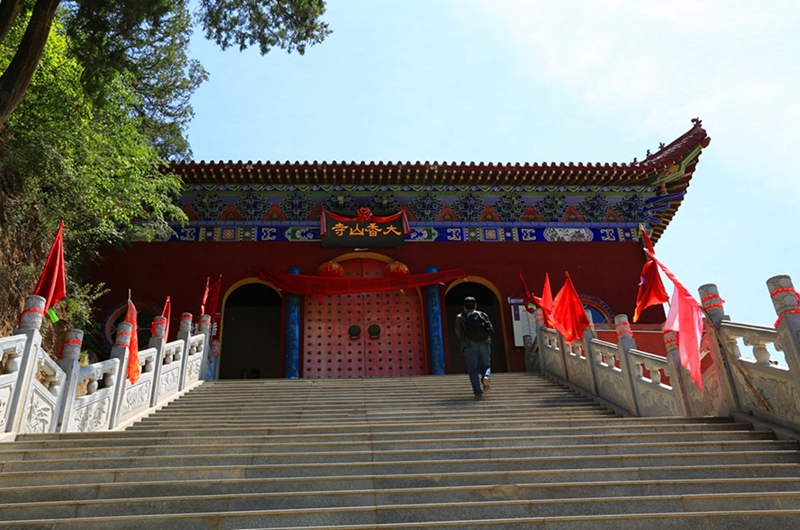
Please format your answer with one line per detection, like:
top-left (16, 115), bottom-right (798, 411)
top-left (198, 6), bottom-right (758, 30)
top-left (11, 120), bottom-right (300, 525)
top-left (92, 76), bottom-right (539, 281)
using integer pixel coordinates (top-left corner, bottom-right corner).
top-left (633, 259), bottom-right (670, 322)
top-left (33, 221), bottom-right (67, 321)
top-left (161, 296), bottom-right (171, 340)
top-left (205, 275), bottom-right (222, 325)
top-left (646, 249), bottom-right (703, 390)
top-left (125, 298), bottom-right (141, 384)
top-left (551, 273), bottom-right (590, 343)
top-left (538, 273), bottom-right (555, 328)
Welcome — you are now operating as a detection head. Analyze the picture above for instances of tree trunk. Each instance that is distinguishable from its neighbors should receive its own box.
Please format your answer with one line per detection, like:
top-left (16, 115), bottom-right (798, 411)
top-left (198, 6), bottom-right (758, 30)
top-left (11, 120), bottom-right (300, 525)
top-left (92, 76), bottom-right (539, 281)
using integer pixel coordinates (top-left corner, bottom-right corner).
top-left (0, 0), bottom-right (60, 124)
top-left (0, 0), bottom-right (26, 44)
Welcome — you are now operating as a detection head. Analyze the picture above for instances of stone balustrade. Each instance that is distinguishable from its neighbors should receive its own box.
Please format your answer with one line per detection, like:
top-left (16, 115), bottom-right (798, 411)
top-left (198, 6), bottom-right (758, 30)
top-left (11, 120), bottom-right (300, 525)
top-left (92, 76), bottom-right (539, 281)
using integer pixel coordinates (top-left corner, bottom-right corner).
top-left (0, 295), bottom-right (211, 439)
top-left (531, 274), bottom-right (800, 434)
top-left (5, 273), bottom-right (800, 437)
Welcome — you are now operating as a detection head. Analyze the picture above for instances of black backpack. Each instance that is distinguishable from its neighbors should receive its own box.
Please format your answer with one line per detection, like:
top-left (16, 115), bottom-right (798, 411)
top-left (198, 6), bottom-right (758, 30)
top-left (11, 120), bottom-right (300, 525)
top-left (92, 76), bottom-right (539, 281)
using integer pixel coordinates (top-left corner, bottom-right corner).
top-left (463, 311), bottom-right (492, 341)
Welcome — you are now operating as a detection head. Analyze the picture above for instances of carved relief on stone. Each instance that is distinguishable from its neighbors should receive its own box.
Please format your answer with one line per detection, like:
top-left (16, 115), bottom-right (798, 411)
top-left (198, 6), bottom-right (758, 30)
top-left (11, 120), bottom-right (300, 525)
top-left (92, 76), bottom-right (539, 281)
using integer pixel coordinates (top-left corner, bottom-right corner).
top-left (596, 367), bottom-right (628, 410)
top-left (160, 368), bottom-right (180, 395)
top-left (22, 389), bottom-right (53, 434)
top-left (122, 380), bottom-right (152, 414)
top-left (74, 397), bottom-right (110, 432)
top-left (745, 373), bottom-right (800, 423)
top-left (185, 358), bottom-right (201, 382)
top-left (567, 356), bottom-right (592, 390)
top-left (0, 383), bottom-right (11, 426)
top-left (637, 387), bottom-right (679, 417)
top-left (696, 375), bottom-right (725, 416)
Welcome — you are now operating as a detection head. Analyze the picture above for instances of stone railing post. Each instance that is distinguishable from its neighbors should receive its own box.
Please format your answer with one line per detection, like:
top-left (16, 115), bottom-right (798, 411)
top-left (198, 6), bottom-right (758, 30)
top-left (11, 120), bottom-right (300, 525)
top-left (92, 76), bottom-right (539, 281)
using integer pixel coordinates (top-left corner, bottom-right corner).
top-left (176, 313), bottom-right (193, 390)
top-left (523, 334), bottom-right (537, 372)
top-left (614, 314), bottom-right (640, 416)
top-left (582, 309), bottom-right (599, 396)
top-left (697, 283), bottom-right (740, 413)
top-left (198, 315), bottom-right (213, 380)
top-left (699, 284), bottom-right (729, 325)
top-left (109, 321), bottom-right (133, 428)
top-left (662, 330), bottom-right (693, 416)
top-left (426, 266), bottom-right (446, 375)
top-left (6, 295), bottom-right (47, 433)
top-left (767, 275), bottom-right (800, 407)
top-left (55, 329), bottom-right (84, 432)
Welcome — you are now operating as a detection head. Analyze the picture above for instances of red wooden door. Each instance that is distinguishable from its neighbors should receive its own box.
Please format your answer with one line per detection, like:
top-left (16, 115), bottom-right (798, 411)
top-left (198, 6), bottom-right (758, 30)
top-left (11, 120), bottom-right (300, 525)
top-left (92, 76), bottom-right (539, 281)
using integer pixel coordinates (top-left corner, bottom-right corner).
top-left (303, 258), bottom-right (427, 378)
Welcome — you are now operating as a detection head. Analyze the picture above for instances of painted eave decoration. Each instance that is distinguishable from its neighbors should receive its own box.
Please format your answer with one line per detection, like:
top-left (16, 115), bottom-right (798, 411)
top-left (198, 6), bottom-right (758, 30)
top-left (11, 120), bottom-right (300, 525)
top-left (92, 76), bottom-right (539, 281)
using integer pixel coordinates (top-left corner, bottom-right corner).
top-left (167, 120), bottom-right (709, 245)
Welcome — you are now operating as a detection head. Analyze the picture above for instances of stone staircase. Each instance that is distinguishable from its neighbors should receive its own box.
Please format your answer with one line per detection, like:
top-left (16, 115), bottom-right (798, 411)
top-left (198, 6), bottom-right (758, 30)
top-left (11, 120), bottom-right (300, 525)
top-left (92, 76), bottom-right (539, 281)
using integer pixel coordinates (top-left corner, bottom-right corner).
top-left (1, 373), bottom-right (800, 529)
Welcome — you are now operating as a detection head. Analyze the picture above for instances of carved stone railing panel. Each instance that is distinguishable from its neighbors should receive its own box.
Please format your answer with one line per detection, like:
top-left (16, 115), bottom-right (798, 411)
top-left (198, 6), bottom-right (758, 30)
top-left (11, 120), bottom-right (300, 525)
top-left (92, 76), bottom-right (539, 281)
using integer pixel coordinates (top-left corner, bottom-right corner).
top-left (729, 356), bottom-right (797, 424)
top-left (182, 334), bottom-right (205, 390)
top-left (154, 340), bottom-right (184, 406)
top-left (116, 347), bottom-right (158, 427)
top-left (589, 338), bottom-right (632, 413)
top-left (539, 328), bottom-right (567, 381)
top-left (629, 349), bottom-right (682, 417)
top-left (0, 335), bottom-right (26, 431)
top-left (19, 346), bottom-right (63, 434)
top-left (564, 340), bottom-right (593, 392)
top-left (719, 321), bottom-right (783, 365)
top-left (65, 359), bottom-right (120, 433)
top-left (717, 320), bottom-right (800, 425)
top-left (683, 327), bottom-right (734, 417)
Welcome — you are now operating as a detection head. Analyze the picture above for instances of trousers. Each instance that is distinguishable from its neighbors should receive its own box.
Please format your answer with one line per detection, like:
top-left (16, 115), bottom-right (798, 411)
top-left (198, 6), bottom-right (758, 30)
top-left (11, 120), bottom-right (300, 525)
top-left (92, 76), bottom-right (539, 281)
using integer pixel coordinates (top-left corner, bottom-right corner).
top-left (463, 341), bottom-right (491, 395)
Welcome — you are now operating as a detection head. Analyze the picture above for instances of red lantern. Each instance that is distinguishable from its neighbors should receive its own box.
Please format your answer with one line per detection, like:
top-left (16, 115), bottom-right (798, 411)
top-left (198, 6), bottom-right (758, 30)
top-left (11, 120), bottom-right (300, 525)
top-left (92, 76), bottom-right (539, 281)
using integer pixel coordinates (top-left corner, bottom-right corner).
top-left (384, 261), bottom-right (410, 277)
top-left (318, 261), bottom-right (344, 277)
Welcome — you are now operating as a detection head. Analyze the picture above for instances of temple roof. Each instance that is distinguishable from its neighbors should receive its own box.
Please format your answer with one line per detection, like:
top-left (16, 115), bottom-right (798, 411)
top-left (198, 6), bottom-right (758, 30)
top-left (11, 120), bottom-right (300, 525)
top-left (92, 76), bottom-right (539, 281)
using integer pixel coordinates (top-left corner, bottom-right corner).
top-left (170, 120), bottom-right (710, 242)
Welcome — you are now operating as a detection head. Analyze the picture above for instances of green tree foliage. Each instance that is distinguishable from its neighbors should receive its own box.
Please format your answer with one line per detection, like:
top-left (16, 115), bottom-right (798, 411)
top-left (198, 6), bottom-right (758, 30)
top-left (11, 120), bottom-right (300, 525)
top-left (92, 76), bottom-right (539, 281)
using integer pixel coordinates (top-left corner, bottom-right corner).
top-left (0, 0), bottom-right (331, 158)
top-left (0, 13), bottom-right (184, 338)
top-left (0, 1), bottom-right (329, 344)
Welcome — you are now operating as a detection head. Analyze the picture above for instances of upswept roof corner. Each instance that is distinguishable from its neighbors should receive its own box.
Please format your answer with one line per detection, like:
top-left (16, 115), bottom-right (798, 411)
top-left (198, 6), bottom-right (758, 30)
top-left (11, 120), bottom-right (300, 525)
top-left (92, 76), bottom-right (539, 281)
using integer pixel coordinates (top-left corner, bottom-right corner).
top-left (168, 120), bottom-right (710, 243)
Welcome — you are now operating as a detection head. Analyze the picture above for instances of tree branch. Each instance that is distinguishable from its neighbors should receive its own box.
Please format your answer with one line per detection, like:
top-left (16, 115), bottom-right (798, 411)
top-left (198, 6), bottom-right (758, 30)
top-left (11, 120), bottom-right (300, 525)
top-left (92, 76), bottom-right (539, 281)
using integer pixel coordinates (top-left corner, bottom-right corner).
top-left (0, 0), bottom-right (60, 124)
top-left (0, 0), bottom-right (26, 43)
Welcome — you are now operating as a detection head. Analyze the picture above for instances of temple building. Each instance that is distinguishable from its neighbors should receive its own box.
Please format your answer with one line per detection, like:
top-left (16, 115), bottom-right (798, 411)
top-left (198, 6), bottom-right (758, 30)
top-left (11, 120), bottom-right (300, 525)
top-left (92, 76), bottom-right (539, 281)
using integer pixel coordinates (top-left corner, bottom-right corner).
top-left (89, 120), bottom-right (710, 380)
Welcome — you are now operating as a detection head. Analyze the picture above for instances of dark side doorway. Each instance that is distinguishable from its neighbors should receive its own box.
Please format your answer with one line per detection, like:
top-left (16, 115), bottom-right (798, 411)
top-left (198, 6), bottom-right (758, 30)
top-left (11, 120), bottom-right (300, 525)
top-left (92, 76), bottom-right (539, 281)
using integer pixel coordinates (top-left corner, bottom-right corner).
top-left (219, 282), bottom-right (283, 379)
top-left (445, 282), bottom-right (507, 376)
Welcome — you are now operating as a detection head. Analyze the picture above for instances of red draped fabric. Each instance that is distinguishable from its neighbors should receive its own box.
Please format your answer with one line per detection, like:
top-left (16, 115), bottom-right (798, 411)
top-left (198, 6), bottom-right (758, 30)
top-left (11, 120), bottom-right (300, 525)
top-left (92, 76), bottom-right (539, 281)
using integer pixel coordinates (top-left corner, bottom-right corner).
top-left (259, 267), bottom-right (467, 295)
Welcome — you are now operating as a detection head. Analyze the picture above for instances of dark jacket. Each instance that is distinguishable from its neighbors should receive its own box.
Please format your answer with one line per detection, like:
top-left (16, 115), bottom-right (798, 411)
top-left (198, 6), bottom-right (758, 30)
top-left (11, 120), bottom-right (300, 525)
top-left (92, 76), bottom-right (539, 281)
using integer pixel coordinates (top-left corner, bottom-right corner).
top-left (455, 309), bottom-right (494, 350)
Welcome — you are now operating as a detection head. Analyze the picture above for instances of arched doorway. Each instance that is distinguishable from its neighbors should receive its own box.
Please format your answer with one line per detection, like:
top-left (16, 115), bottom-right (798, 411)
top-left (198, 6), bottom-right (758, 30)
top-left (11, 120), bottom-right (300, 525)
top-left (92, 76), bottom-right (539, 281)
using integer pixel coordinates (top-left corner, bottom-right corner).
top-left (445, 281), bottom-right (508, 376)
top-left (302, 255), bottom-right (428, 378)
top-left (219, 281), bottom-right (283, 379)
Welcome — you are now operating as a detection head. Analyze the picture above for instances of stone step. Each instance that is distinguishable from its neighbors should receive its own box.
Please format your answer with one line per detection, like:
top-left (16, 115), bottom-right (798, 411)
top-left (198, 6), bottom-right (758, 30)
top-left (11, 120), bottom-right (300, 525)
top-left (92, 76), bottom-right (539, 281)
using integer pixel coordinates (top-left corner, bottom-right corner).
top-left (0, 424), bottom-right (760, 452)
top-left (2, 373), bottom-right (797, 528)
top-left (1, 491), bottom-right (799, 527)
top-left (2, 446), bottom-right (798, 474)
top-left (131, 407), bottom-right (613, 425)
top-left (0, 430), bottom-right (775, 460)
top-left (3, 471), bottom-right (800, 504)
top-left (3, 460), bottom-right (798, 489)
top-left (0, 437), bottom-right (792, 463)
top-left (17, 416), bottom-right (742, 442)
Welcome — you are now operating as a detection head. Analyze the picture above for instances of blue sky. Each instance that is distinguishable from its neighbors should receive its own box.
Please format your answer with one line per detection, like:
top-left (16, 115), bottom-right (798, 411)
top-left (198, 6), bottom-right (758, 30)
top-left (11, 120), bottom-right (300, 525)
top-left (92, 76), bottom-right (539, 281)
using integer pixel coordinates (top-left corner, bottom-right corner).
top-left (185, 1), bottom-right (800, 328)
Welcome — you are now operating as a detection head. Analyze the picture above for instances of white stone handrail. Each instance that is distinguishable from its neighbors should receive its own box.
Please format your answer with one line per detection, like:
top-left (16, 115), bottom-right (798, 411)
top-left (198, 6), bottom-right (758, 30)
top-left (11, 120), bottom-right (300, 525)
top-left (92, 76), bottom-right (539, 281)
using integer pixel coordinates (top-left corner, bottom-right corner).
top-left (531, 274), bottom-right (800, 434)
top-left (1, 295), bottom-right (212, 440)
